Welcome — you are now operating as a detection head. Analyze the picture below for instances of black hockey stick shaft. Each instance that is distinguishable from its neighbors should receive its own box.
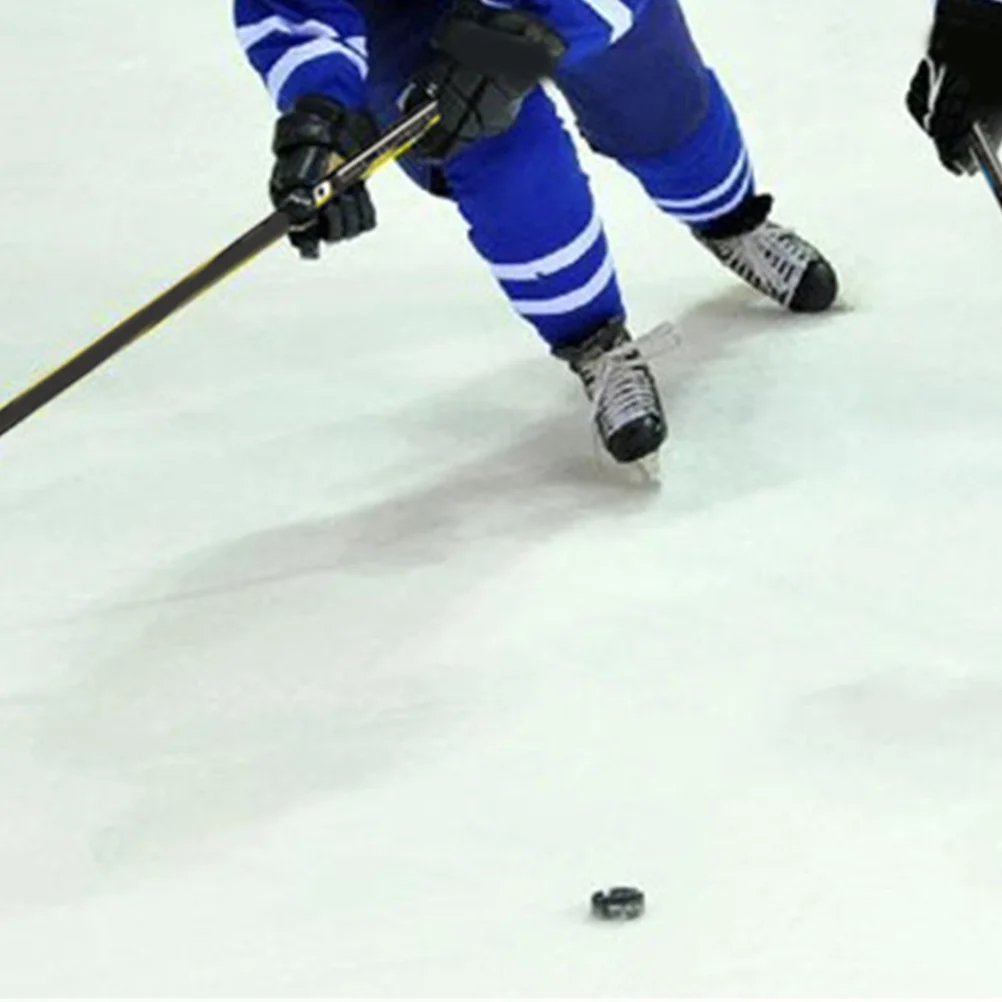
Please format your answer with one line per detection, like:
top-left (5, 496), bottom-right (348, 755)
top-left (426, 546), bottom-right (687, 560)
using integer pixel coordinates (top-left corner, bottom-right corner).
top-left (0, 100), bottom-right (439, 443)
top-left (972, 121), bottom-right (1002, 212)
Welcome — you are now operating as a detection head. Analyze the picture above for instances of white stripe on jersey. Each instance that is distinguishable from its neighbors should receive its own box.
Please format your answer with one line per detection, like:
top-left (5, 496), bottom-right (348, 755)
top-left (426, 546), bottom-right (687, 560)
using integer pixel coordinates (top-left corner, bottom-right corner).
top-left (580, 0), bottom-right (635, 43)
top-left (238, 14), bottom-right (367, 63)
top-left (265, 36), bottom-right (367, 106)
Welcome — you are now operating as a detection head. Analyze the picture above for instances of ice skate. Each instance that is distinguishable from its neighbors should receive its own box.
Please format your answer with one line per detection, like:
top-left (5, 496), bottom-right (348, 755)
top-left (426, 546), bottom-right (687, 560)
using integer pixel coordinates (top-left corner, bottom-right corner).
top-left (694, 193), bottom-right (838, 313)
top-left (552, 318), bottom-right (666, 469)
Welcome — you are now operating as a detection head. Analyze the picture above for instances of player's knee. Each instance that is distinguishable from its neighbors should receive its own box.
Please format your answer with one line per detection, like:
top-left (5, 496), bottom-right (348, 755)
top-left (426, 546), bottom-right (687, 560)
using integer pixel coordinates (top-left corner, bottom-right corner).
top-left (442, 88), bottom-right (579, 199)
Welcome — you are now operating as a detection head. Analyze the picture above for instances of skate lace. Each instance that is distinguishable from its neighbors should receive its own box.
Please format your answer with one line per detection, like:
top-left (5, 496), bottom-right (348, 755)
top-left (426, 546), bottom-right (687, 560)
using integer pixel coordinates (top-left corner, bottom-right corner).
top-left (580, 324), bottom-right (676, 436)
top-left (711, 222), bottom-right (811, 307)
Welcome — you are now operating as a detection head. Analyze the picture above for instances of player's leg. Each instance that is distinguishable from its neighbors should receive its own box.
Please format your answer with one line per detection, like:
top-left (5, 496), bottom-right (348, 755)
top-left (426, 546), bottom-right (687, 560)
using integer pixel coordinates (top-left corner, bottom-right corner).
top-left (360, 5), bottom-right (664, 463)
top-left (362, 5), bottom-right (621, 346)
top-left (548, 0), bottom-right (838, 312)
top-left (442, 88), bottom-right (620, 347)
top-left (439, 88), bottom-right (665, 463)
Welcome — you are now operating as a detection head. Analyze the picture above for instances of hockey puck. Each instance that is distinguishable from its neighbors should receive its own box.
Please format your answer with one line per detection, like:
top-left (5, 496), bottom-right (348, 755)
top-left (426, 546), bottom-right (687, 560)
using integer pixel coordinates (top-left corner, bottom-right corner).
top-left (591, 886), bottom-right (645, 920)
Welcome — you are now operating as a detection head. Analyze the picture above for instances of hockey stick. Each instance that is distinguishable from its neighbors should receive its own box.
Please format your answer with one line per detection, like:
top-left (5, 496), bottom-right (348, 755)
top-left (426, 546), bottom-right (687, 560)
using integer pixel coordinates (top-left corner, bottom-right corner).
top-left (972, 120), bottom-right (1002, 211)
top-left (0, 99), bottom-right (440, 444)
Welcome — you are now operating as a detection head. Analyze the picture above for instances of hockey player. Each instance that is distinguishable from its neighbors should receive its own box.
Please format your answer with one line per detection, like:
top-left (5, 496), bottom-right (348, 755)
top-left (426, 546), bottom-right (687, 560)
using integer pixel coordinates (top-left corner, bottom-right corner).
top-left (235, 0), bottom-right (839, 465)
top-left (908, 0), bottom-right (1002, 174)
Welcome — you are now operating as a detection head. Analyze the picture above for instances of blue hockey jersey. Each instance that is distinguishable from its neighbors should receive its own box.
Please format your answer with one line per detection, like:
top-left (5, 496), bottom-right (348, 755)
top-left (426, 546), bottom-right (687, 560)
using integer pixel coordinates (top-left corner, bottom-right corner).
top-left (234, 0), bottom-right (645, 113)
top-left (235, 0), bottom-right (371, 112)
top-left (233, 0), bottom-right (754, 351)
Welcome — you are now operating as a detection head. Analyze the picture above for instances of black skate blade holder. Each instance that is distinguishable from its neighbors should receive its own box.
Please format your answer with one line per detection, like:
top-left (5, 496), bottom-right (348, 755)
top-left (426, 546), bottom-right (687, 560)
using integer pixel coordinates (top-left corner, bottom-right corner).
top-left (972, 121), bottom-right (1002, 212)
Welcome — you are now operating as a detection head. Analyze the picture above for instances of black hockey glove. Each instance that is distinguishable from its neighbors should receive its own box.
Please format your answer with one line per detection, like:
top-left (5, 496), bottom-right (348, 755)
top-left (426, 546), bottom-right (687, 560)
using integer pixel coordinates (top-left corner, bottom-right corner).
top-left (907, 0), bottom-right (1002, 174)
top-left (270, 95), bottom-right (379, 259)
top-left (406, 0), bottom-right (566, 161)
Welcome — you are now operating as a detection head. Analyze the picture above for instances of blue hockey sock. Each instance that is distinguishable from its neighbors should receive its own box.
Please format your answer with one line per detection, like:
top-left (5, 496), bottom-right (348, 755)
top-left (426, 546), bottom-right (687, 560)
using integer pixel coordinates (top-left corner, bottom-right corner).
top-left (444, 89), bottom-right (626, 347)
top-left (619, 71), bottom-right (756, 229)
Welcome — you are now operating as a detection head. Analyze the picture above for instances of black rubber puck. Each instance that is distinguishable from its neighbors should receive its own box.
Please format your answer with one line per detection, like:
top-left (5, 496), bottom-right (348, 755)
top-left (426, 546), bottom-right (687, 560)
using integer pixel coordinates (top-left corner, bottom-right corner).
top-left (591, 886), bottom-right (645, 920)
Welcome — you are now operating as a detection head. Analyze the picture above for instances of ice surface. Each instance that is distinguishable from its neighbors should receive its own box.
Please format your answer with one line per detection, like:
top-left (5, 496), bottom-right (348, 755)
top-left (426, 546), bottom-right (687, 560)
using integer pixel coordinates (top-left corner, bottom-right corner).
top-left (3, 1), bottom-right (1002, 996)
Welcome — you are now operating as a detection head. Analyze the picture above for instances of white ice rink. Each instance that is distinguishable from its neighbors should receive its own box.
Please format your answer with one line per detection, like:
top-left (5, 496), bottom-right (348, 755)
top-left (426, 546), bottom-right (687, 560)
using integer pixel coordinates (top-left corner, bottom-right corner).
top-left (3, 1), bottom-right (1002, 996)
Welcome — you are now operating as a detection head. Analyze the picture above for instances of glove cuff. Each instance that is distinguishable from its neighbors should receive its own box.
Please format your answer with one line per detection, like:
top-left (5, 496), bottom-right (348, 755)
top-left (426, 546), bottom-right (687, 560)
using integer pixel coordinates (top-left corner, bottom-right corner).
top-left (273, 96), bottom-right (379, 160)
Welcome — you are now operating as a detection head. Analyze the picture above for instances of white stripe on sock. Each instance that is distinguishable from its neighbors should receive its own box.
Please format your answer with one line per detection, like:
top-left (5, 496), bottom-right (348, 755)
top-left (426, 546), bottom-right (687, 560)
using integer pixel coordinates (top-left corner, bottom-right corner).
top-left (669, 167), bottom-right (754, 225)
top-left (510, 252), bottom-right (616, 317)
top-left (491, 213), bottom-right (604, 282)
top-left (654, 146), bottom-right (748, 212)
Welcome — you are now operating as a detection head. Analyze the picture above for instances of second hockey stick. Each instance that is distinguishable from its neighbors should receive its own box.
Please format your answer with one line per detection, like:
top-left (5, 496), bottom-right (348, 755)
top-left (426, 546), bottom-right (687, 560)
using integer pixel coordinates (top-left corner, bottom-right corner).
top-left (972, 120), bottom-right (1002, 212)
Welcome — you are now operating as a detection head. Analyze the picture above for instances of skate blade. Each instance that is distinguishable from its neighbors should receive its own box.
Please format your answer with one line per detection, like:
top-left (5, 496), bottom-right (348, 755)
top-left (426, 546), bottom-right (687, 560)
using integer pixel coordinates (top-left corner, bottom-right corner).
top-left (627, 451), bottom-right (662, 486)
top-left (593, 446), bottom-right (662, 486)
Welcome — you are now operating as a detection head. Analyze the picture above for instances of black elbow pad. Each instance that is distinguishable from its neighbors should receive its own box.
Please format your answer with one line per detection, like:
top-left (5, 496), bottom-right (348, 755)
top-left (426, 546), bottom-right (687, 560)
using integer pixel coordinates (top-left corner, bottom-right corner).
top-left (432, 0), bottom-right (567, 93)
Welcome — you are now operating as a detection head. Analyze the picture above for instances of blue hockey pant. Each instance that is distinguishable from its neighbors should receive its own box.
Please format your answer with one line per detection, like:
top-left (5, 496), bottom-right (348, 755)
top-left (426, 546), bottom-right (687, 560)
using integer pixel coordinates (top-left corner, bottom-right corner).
top-left (365, 0), bottom-right (755, 345)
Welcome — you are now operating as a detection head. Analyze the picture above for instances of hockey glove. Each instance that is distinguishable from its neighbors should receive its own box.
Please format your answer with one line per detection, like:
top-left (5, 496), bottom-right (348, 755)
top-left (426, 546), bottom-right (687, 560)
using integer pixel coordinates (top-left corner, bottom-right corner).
top-left (270, 96), bottom-right (379, 259)
top-left (406, 0), bottom-right (566, 161)
top-left (907, 0), bottom-right (1002, 174)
